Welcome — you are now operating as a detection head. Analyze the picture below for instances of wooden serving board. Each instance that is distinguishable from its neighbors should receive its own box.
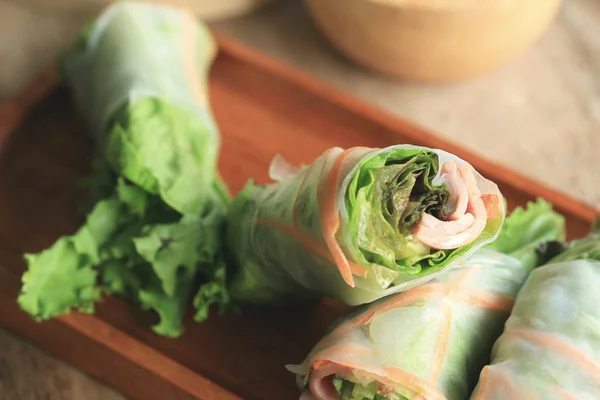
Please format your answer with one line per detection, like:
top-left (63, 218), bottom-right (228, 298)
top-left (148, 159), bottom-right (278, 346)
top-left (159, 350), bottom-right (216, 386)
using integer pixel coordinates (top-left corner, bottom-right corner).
top-left (0, 34), bottom-right (597, 400)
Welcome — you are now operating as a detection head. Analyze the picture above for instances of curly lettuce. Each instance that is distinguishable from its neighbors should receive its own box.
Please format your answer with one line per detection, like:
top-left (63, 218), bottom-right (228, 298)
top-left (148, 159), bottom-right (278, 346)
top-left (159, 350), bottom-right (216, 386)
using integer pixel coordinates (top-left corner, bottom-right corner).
top-left (227, 145), bottom-right (505, 306)
top-left (18, 2), bottom-right (229, 337)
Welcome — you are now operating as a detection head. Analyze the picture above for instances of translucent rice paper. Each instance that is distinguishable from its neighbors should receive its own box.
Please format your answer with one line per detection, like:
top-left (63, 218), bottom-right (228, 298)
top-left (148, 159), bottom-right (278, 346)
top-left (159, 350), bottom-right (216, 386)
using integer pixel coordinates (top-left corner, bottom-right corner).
top-left (470, 259), bottom-right (600, 400)
top-left (288, 249), bottom-right (528, 400)
top-left (229, 145), bottom-right (504, 306)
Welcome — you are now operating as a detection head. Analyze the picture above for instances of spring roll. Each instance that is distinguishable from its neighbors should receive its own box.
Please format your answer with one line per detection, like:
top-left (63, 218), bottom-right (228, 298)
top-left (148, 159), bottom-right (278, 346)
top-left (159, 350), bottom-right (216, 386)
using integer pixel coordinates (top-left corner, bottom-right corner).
top-left (288, 199), bottom-right (565, 400)
top-left (18, 2), bottom-right (229, 337)
top-left (228, 146), bottom-right (504, 306)
top-left (470, 225), bottom-right (600, 400)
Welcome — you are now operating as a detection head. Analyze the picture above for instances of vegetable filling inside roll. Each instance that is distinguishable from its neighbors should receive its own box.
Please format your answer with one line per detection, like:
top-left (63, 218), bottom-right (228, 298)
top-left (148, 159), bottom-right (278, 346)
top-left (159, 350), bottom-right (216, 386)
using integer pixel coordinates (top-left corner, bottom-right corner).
top-left (228, 145), bottom-right (504, 306)
top-left (347, 150), bottom-right (500, 276)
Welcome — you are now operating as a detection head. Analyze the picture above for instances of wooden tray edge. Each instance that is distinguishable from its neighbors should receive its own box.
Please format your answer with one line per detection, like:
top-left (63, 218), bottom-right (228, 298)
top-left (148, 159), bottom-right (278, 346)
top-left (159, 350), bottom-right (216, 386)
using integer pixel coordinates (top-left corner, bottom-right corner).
top-left (213, 32), bottom-right (599, 223)
top-left (5, 32), bottom-right (596, 223)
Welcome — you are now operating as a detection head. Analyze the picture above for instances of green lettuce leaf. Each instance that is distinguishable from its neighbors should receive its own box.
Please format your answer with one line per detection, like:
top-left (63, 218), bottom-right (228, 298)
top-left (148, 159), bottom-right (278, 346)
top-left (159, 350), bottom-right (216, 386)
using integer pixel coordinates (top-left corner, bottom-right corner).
top-left (18, 3), bottom-right (231, 337)
top-left (348, 150), bottom-right (449, 268)
top-left (485, 198), bottom-right (566, 269)
top-left (345, 148), bottom-right (503, 283)
top-left (18, 197), bottom-right (127, 319)
top-left (106, 99), bottom-right (224, 216)
top-left (133, 216), bottom-right (208, 297)
top-left (545, 219), bottom-right (600, 264)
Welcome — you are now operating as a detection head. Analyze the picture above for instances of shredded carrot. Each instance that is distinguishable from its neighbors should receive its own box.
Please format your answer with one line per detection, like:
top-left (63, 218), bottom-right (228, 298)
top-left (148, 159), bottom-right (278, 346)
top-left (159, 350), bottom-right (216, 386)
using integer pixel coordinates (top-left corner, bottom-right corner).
top-left (254, 218), bottom-right (368, 279)
top-left (428, 303), bottom-right (453, 381)
top-left (481, 194), bottom-right (501, 220)
top-left (504, 329), bottom-right (600, 383)
top-left (311, 263), bottom-right (527, 400)
top-left (318, 147), bottom-right (370, 287)
top-left (254, 218), bottom-right (334, 264)
top-left (351, 285), bottom-right (443, 326)
top-left (426, 267), bottom-right (478, 381)
top-left (456, 291), bottom-right (515, 312)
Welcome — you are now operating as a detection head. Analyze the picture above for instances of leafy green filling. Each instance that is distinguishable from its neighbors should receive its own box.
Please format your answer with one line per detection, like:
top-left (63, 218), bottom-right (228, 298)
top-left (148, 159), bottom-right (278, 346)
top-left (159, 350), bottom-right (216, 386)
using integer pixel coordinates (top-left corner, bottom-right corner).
top-left (332, 377), bottom-right (404, 400)
top-left (486, 198), bottom-right (566, 270)
top-left (346, 150), bottom-right (462, 275)
top-left (105, 98), bottom-right (225, 216)
top-left (344, 148), bottom-right (504, 283)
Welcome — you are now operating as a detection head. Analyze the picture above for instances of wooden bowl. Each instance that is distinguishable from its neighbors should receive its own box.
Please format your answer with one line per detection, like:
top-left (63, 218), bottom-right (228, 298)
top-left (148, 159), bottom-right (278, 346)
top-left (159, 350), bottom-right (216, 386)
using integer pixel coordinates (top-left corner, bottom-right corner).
top-left (306, 0), bottom-right (563, 82)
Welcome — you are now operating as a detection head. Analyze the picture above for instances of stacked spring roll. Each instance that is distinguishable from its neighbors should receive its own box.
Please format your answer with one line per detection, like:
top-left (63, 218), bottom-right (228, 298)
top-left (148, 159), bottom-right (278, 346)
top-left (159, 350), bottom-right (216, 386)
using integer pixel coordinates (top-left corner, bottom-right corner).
top-left (288, 199), bottom-right (565, 400)
top-left (227, 146), bottom-right (505, 306)
top-left (470, 226), bottom-right (600, 400)
top-left (18, 2), bottom-right (229, 337)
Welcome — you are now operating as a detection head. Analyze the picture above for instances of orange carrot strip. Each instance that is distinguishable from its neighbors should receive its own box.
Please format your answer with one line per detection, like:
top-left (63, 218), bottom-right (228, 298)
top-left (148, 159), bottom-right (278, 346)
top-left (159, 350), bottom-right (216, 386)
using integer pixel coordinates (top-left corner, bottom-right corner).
top-left (318, 147), bottom-right (370, 287)
top-left (287, 149), bottom-right (368, 278)
top-left (481, 194), bottom-right (501, 220)
top-left (255, 218), bottom-right (331, 260)
top-left (351, 285), bottom-right (443, 326)
top-left (317, 264), bottom-right (517, 400)
top-left (428, 302), bottom-right (453, 381)
top-left (436, 263), bottom-right (515, 312)
top-left (254, 218), bottom-right (368, 279)
top-left (425, 266), bottom-right (478, 381)
top-left (456, 291), bottom-right (515, 312)
top-left (504, 329), bottom-right (600, 383)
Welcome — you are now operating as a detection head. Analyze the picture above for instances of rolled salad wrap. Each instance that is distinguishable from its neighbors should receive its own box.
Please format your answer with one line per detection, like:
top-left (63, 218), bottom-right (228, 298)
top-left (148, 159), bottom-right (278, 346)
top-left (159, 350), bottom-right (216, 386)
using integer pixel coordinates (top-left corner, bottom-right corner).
top-left (228, 145), bottom-right (505, 305)
top-left (288, 199), bottom-right (565, 400)
top-left (18, 2), bottom-right (229, 337)
top-left (470, 225), bottom-right (600, 400)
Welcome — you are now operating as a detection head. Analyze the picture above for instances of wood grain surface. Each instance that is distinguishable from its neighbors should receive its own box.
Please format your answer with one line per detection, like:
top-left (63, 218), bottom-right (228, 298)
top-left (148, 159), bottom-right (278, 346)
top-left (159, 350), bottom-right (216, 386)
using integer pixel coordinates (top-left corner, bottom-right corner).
top-left (0, 0), bottom-right (598, 399)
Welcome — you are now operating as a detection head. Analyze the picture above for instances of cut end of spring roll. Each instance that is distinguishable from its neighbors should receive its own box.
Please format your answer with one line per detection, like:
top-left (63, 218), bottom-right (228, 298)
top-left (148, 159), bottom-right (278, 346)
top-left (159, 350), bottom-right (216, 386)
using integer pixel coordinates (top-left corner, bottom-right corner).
top-left (287, 199), bottom-right (565, 400)
top-left (228, 144), bottom-right (504, 306)
top-left (339, 146), bottom-right (504, 287)
top-left (287, 255), bottom-right (527, 400)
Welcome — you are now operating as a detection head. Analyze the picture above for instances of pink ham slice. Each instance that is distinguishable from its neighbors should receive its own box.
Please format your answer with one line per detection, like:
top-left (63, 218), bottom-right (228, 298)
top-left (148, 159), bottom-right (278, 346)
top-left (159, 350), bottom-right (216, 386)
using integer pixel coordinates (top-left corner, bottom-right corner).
top-left (413, 162), bottom-right (493, 250)
top-left (441, 161), bottom-right (469, 221)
